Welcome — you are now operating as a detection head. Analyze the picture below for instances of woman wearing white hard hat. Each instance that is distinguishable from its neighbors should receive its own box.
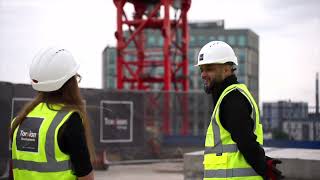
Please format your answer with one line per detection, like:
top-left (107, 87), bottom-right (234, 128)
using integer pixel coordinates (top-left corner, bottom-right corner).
top-left (10, 48), bottom-right (95, 180)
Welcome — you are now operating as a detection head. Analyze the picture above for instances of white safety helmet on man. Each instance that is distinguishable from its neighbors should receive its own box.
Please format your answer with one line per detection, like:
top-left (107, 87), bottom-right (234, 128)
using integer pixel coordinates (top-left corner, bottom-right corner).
top-left (29, 47), bottom-right (80, 92)
top-left (195, 41), bottom-right (238, 67)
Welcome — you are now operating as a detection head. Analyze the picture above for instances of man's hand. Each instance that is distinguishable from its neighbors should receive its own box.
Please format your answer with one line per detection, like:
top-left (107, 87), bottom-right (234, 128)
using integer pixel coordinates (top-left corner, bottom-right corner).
top-left (266, 158), bottom-right (284, 180)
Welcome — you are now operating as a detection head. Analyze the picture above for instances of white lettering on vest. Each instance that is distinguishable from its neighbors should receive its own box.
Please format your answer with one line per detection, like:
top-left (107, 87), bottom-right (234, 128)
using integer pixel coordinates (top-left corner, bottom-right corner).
top-left (20, 129), bottom-right (37, 138)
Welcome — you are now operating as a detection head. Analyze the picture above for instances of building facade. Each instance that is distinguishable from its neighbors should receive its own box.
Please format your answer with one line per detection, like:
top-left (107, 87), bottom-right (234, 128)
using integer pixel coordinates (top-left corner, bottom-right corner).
top-left (283, 120), bottom-right (320, 141)
top-left (262, 101), bottom-right (309, 131)
top-left (102, 20), bottom-right (259, 102)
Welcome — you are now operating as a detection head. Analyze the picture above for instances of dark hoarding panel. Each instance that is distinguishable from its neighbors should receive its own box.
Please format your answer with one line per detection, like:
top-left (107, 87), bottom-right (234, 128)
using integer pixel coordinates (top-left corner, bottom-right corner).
top-left (100, 100), bottom-right (133, 143)
top-left (80, 88), bottom-right (101, 148)
top-left (0, 82), bottom-right (13, 178)
top-left (80, 89), bottom-right (145, 148)
top-left (98, 91), bottom-right (145, 147)
top-left (13, 84), bottom-right (36, 98)
top-left (11, 97), bottom-right (33, 120)
top-left (0, 82), bottom-right (13, 158)
top-left (11, 84), bottom-right (36, 119)
top-left (1, 81), bottom-right (214, 161)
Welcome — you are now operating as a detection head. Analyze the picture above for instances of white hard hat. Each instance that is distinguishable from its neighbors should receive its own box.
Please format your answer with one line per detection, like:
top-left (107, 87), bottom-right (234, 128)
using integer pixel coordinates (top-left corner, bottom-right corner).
top-left (195, 41), bottom-right (238, 66)
top-left (29, 47), bottom-right (80, 92)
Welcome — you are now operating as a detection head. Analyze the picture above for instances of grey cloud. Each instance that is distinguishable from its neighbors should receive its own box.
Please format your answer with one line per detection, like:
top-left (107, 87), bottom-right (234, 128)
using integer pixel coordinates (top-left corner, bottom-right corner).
top-left (263, 0), bottom-right (319, 8)
top-left (262, 0), bottom-right (320, 21)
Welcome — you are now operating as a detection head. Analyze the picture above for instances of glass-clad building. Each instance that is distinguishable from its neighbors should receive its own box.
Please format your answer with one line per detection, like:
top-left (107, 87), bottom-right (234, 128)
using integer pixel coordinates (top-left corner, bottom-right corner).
top-left (102, 20), bottom-right (259, 103)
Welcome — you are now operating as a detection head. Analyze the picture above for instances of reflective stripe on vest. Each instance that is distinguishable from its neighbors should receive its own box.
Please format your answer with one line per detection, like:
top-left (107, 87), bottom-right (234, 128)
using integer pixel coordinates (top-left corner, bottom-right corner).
top-left (205, 168), bottom-right (258, 178)
top-left (204, 144), bottom-right (238, 154)
top-left (204, 84), bottom-right (262, 179)
top-left (12, 160), bottom-right (70, 172)
top-left (13, 110), bottom-right (72, 172)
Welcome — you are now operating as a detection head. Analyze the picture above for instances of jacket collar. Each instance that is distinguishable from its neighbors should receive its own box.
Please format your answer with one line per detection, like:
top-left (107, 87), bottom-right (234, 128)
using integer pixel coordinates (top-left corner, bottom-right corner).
top-left (212, 74), bottom-right (239, 106)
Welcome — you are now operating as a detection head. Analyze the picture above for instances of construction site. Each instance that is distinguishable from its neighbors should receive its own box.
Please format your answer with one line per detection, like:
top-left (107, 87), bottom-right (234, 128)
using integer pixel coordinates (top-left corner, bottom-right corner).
top-left (1, 0), bottom-right (320, 179)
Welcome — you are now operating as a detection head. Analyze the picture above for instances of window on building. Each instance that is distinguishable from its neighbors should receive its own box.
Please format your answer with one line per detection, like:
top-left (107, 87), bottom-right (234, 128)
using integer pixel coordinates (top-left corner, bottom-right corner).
top-left (188, 50), bottom-right (195, 63)
top-left (190, 35), bottom-right (196, 46)
top-left (238, 35), bottom-right (247, 46)
top-left (198, 35), bottom-right (206, 46)
top-left (209, 36), bottom-right (216, 41)
top-left (108, 79), bottom-right (115, 88)
top-left (189, 79), bottom-right (194, 90)
top-left (228, 35), bottom-right (236, 45)
top-left (218, 35), bottom-right (225, 42)
top-left (176, 29), bottom-right (182, 44)
top-left (237, 49), bottom-right (246, 63)
top-left (125, 54), bottom-right (135, 61)
top-left (247, 59), bottom-right (252, 75)
top-left (157, 67), bottom-right (164, 75)
top-left (109, 52), bottom-right (115, 65)
top-left (189, 65), bottom-right (195, 76)
top-left (148, 36), bottom-right (156, 46)
top-left (158, 37), bottom-right (163, 46)
top-left (238, 63), bottom-right (245, 76)
top-left (128, 39), bottom-right (135, 48)
top-left (238, 76), bottom-right (244, 84)
top-left (108, 68), bottom-right (116, 76)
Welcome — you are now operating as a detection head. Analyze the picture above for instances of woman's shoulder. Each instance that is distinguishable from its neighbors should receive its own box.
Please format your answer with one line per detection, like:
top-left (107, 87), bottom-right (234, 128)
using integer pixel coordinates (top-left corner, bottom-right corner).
top-left (66, 111), bottom-right (83, 126)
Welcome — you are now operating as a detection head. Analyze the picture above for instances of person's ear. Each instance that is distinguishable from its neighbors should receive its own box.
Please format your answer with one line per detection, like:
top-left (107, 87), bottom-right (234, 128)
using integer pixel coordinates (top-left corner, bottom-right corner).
top-left (223, 65), bottom-right (229, 73)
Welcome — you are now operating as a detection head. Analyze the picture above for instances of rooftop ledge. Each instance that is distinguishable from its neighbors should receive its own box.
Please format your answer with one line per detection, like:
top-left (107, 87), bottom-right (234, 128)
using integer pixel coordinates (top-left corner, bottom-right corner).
top-left (184, 147), bottom-right (320, 180)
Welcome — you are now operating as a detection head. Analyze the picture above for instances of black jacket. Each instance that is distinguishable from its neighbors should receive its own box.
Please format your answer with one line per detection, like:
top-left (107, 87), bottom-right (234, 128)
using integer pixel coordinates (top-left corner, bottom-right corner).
top-left (211, 75), bottom-right (267, 177)
top-left (57, 113), bottom-right (93, 177)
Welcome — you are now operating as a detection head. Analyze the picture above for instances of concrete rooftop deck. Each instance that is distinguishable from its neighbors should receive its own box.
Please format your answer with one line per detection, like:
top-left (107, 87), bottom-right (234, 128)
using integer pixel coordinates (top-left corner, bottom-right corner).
top-left (184, 147), bottom-right (320, 180)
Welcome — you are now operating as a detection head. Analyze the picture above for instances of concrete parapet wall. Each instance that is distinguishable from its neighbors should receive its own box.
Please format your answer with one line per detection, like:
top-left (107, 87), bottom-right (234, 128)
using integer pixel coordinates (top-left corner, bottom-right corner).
top-left (184, 151), bottom-right (204, 180)
top-left (266, 148), bottom-right (320, 179)
top-left (184, 148), bottom-right (320, 180)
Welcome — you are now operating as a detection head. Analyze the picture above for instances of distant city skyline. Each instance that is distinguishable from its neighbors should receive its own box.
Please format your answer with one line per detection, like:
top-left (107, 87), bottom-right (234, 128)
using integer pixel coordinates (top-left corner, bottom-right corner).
top-left (0, 0), bottom-right (320, 107)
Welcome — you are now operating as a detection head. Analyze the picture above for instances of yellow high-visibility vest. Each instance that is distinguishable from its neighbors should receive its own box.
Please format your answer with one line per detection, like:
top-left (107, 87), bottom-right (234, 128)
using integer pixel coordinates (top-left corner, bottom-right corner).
top-left (204, 84), bottom-right (264, 180)
top-left (12, 103), bottom-right (77, 180)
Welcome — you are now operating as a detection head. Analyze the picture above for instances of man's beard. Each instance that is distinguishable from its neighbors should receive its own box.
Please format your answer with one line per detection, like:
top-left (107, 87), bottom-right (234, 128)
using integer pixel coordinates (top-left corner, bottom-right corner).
top-left (204, 80), bottom-right (215, 94)
top-left (203, 75), bottom-right (224, 94)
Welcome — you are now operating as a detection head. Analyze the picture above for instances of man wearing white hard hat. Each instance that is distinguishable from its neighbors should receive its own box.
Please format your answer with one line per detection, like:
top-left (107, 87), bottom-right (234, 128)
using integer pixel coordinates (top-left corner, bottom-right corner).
top-left (197, 41), bottom-right (283, 180)
top-left (10, 48), bottom-right (95, 180)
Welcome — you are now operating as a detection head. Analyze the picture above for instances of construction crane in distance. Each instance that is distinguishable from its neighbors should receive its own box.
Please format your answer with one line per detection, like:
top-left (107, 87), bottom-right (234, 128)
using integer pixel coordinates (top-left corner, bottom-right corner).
top-left (113, 0), bottom-right (191, 135)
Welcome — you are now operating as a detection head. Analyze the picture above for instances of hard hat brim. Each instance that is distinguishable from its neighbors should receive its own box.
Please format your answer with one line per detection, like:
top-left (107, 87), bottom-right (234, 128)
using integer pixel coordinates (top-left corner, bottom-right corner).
top-left (31, 64), bottom-right (80, 92)
top-left (194, 56), bottom-right (238, 66)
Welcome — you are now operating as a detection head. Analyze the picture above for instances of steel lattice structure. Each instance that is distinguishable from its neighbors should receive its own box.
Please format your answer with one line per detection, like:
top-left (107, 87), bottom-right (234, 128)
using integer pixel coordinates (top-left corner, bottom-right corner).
top-left (113, 0), bottom-right (191, 135)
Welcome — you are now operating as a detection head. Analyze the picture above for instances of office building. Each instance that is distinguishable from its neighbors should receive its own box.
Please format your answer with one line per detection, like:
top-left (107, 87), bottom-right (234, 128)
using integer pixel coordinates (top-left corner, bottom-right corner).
top-left (262, 101), bottom-right (308, 131)
top-left (102, 20), bottom-right (259, 102)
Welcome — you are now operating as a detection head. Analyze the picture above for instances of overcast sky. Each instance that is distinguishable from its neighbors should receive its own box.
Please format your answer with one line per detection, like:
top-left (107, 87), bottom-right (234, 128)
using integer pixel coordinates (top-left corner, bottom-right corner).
top-left (0, 0), bottom-right (320, 107)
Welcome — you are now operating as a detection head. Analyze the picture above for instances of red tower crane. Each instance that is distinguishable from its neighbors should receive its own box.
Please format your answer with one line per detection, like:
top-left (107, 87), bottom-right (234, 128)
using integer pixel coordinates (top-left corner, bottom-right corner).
top-left (113, 0), bottom-right (191, 135)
